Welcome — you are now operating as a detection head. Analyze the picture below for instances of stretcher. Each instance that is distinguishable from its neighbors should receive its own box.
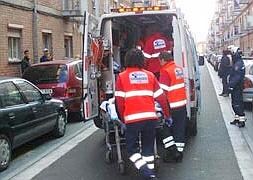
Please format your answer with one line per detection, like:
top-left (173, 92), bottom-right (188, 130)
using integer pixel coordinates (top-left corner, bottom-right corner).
top-left (100, 99), bottom-right (165, 174)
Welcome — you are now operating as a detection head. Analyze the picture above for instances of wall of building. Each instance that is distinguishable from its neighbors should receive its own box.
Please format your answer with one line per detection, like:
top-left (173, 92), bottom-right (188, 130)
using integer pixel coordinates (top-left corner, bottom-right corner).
top-left (0, 0), bottom-right (82, 77)
top-left (0, 5), bottom-right (33, 76)
top-left (208, 0), bottom-right (253, 55)
top-left (0, 0), bottom-right (133, 77)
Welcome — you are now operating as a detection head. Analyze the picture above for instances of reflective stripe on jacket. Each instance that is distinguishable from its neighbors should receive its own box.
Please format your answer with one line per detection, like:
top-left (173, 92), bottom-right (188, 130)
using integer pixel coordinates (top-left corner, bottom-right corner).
top-left (159, 61), bottom-right (187, 109)
top-left (115, 67), bottom-right (169, 124)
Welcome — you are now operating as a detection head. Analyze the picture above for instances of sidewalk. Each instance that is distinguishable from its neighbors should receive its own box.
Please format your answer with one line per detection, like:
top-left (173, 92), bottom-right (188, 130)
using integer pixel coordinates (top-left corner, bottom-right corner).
top-left (206, 62), bottom-right (253, 179)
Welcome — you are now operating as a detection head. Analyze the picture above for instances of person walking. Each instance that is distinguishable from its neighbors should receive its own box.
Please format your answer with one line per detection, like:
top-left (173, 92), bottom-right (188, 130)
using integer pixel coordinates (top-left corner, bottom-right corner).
top-left (229, 47), bottom-right (246, 128)
top-left (158, 51), bottom-right (187, 162)
top-left (21, 50), bottom-right (31, 74)
top-left (218, 50), bottom-right (232, 97)
top-left (115, 48), bottom-right (170, 180)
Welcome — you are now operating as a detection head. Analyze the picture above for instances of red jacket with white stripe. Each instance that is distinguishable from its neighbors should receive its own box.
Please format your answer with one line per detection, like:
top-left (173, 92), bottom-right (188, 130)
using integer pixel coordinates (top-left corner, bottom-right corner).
top-left (142, 32), bottom-right (173, 75)
top-left (159, 61), bottom-right (187, 109)
top-left (115, 67), bottom-right (169, 124)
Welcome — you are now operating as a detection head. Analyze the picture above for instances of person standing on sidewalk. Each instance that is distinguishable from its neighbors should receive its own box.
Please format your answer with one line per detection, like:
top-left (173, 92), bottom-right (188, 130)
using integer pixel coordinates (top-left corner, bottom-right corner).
top-left (158, 51), bottom-right (187, 162)
top-left (115, 48), bottom-right (170, 180)
top-left (229, 47), bottom-right (246, 128)
top-left (218, 50), bottom-right (232, 97)
top-left (21, 50), bottom-right (31, 74)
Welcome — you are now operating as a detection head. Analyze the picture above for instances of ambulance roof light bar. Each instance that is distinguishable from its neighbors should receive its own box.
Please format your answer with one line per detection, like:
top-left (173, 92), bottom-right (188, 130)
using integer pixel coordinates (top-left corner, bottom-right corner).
top-left (111, 5), bottom-right (169, 13)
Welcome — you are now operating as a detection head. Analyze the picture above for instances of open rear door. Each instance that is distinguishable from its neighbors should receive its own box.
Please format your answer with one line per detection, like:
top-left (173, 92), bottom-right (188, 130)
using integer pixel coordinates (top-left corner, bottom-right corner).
top-left (82, 12), bottom-right (100, 120)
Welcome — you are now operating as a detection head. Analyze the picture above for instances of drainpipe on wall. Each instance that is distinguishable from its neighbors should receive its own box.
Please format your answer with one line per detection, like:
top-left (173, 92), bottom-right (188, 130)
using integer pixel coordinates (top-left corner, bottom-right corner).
top-left (95, 0), bottom-right (100, 18)
top-left (32, 0), bottom-right (39, 63)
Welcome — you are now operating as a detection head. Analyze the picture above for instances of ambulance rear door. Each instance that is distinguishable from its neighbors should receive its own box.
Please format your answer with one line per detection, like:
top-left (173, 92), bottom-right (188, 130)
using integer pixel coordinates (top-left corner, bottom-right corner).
top-left (82, 12), bottom-right (100, 120)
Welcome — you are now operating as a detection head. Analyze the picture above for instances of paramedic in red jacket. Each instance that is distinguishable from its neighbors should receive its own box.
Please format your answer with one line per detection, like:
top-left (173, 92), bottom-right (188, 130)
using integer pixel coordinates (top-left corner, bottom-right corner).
top-left (159, 51), bottom-right (187, 162)
top-left (115, 48), bottom-right (169, 180)
top-left (142, 24), bottom-right (173, 78)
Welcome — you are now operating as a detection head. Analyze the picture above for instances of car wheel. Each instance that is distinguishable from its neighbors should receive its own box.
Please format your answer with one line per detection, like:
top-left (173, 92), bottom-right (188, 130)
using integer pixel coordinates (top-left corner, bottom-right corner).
top-left (0, 134), bottom-right (11, 172)
top-left (53, 111), bottom-right (67, 138)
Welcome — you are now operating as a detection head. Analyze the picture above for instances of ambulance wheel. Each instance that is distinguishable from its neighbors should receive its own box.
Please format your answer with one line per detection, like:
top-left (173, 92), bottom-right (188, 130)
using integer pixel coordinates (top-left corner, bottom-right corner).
top-left (191, 118), bottom-right (197, 136)
top-left (105, 150), bottom-right (113, 163)
top-left (187, 108), bottom-right (198, 137)
top-left (118, 162), bottom-right (125, 174)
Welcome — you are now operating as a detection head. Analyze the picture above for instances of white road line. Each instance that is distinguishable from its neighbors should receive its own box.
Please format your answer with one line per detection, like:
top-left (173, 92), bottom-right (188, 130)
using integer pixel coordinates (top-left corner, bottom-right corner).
top-left (9, 123), bottom-right (98, 180)
top-left (206, 63), bottom-right (253, 179)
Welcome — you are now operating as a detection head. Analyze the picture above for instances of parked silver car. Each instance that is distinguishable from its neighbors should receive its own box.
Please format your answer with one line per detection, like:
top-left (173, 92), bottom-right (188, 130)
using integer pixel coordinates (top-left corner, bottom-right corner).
top-left (242, 57), bottom-right (253, 103)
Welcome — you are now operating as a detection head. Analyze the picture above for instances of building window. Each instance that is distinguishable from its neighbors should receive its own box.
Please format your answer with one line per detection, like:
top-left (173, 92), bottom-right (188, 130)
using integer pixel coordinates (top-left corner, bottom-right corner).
top-left (8, 29), bottom-right (22, 63)
top-left (63, 0), bottom-right (69, 10)
top-left (234, 25), bottom-right (239, 35)
top-left (42, 33), bottom-right (52, 52)
top-left (64, 36), bottom-right (73, 58)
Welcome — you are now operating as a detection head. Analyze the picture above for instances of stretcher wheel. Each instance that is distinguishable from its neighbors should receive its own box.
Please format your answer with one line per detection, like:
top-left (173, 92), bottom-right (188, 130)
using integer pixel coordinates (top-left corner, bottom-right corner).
top-left (118, 162), bottom-right (125, 174)
top-left (105, 150), bottom-right (113, 163)
top-left (154, 158), bottom-right (160, 172)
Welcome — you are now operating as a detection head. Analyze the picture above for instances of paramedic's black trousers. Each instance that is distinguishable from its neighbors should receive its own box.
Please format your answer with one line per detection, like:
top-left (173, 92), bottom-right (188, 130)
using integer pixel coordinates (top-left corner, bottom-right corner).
top-left (231, 85), bottom-right (245, 117)
top-left (171, 106), bottom-right (187, 152)
top-left (126, 120), bottom-right (156, 178)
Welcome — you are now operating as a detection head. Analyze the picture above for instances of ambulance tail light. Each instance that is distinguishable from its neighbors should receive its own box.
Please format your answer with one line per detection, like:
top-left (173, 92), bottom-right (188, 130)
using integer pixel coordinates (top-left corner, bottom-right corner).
top-left (244, 77), bottom-right (253, 89)
top-left (190, 79), bottom-right (195, 101)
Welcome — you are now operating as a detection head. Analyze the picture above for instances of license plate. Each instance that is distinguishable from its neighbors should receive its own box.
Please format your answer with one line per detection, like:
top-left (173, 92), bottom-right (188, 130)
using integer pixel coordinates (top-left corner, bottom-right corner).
top-left (40, 89), bottom-right (53, 94)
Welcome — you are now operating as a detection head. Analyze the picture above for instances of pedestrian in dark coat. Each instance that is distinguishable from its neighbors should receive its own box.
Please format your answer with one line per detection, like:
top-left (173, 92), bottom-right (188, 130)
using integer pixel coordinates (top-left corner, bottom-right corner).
top-left (228, 47), bottom-right (246, 128)
top-left (21, 50), bottom-right (31, 74)
top-left (218, 50), bottom-right (232, 97)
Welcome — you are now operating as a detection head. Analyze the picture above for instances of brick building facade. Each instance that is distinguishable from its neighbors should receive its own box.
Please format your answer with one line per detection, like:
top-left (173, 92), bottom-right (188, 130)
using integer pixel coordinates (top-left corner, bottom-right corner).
top-left (0, 0), bottom-right (83, 76)
top-left (0, 0), bottom-right (132, 77)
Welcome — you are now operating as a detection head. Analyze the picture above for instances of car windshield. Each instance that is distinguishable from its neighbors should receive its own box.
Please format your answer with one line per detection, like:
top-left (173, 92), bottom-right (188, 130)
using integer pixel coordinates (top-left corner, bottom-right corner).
top-left (23, 64), bottom-right (68, 84)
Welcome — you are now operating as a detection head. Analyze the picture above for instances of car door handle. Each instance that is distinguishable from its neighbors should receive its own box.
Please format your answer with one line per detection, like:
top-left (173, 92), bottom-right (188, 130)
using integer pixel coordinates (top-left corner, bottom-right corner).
top-left (8, 113), bottom-right (15, 120)
top-left (32, 107), bottom-right (37, 113)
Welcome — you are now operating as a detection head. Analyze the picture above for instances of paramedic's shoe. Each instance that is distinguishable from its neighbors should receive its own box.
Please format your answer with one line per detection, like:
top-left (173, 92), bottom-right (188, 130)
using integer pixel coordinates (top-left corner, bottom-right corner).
top-left (230, 115), bottom-right (239, 125)
top-left (238, 116), bottom-right (246, 128)
top-left (222, 93), bottom-right (229, 97)
top-left (230, 119), bottom-right (239, 125)
top-left (238, 122), bottom-right (245, 128)
top-left (145, 175), bottom-right (158, 180)
top-left (163, 148), bottom-right (181, 163)
top-left (140, 165), bottom-right (156, 180)
top-left (175, 152), bottom-right (183, 163)
top-left (163, 150), bottom-right (175, 163)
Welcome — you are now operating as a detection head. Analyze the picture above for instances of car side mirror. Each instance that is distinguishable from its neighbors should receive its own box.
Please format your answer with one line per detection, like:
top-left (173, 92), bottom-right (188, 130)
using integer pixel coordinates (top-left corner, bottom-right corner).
top-left (198, 56), bottom-right (205, 66)
top-left (43, 93), bottom-right (52, 100)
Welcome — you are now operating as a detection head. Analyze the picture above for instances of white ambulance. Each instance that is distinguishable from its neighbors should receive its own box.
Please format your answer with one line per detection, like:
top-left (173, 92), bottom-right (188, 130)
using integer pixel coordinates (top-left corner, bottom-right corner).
top-left (82, 6), bottom-right (201, 136)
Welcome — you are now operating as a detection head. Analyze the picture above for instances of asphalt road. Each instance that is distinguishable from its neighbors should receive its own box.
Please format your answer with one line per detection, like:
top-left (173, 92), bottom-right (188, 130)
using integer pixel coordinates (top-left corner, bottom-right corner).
top-left (0, 120), bottom-right (92, 180)
top-left (31, 65), bottom-right (242, 180)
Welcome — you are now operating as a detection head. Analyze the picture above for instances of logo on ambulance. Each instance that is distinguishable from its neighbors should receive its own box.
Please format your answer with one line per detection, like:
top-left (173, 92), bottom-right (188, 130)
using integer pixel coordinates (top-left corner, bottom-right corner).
top-left (153, 39), bottom-right (166, 49)
top-left (175, 68), bottom-right (184, 79)
top-left (129, 72), bottom-right (148, 84)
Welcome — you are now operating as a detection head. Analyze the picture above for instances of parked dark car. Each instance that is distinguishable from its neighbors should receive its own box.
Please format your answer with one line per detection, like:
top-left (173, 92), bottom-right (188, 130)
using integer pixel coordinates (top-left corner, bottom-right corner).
top-left (0, 77), bottom-right (67, 171)
top-left (23, 60), bottom-right (83, 121)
